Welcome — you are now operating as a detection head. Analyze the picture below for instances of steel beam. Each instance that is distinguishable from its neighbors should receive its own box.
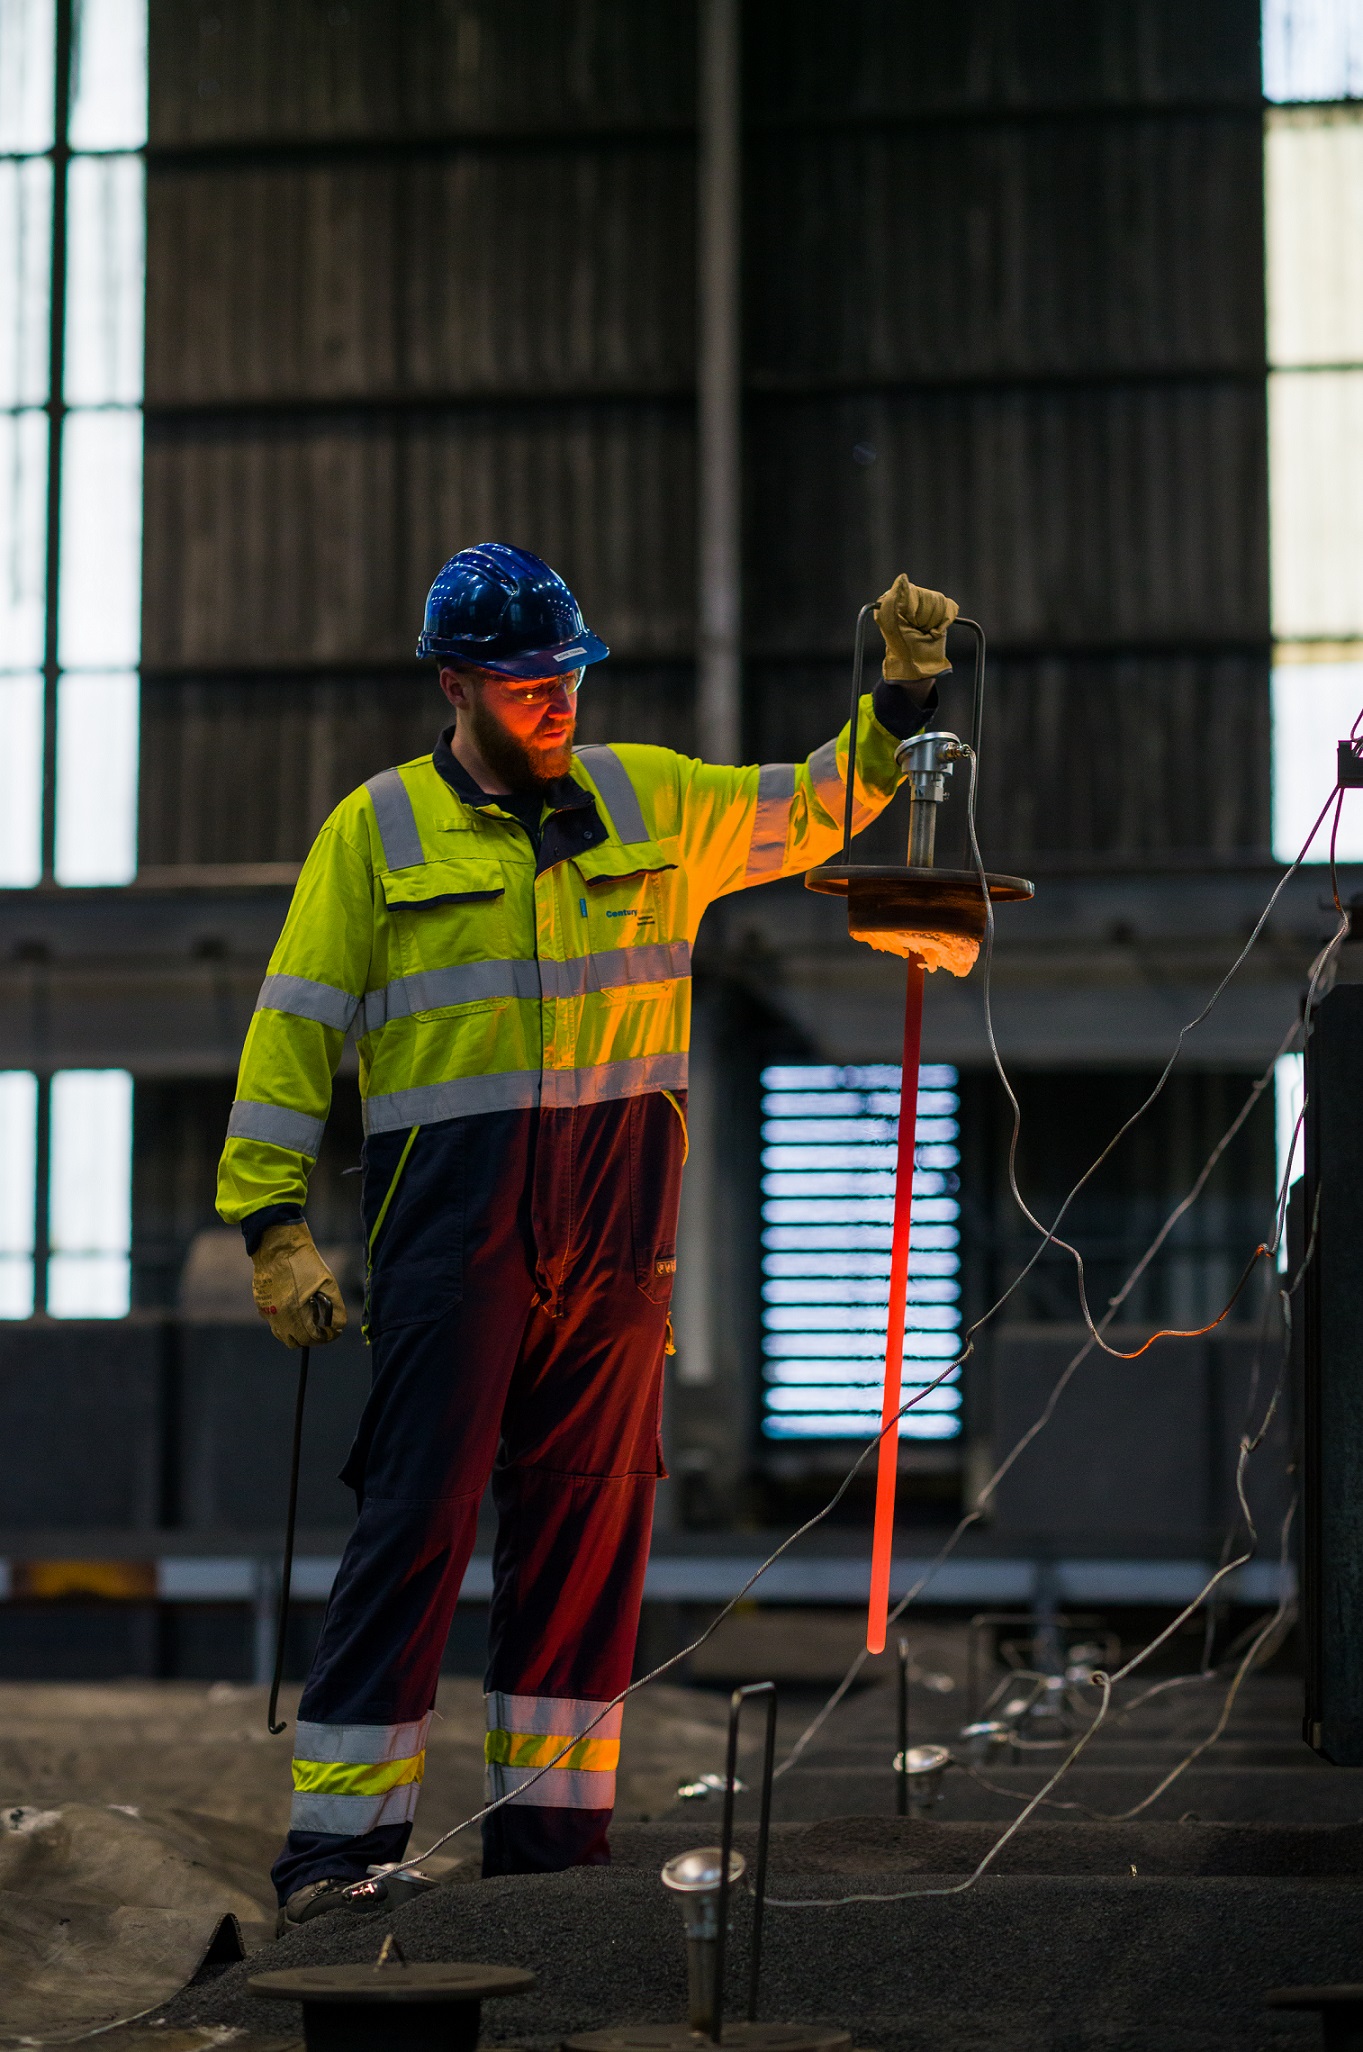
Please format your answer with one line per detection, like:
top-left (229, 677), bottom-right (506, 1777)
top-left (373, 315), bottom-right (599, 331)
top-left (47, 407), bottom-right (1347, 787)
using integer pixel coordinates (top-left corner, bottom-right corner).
top-left (696, 0), bottom-right (742, 765)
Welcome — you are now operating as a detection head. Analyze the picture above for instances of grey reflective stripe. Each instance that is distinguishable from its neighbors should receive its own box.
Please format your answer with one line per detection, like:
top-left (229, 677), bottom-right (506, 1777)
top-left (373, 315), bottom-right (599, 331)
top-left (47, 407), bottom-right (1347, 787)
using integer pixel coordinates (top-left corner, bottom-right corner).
top-left (541, 1049), bottom-right (687, 1109)
top-left (289, 1785), bottom-right (420, 1836)
top-left (358, 945), bottom-right (691, 1033)
top-left (484, 1761), bottom-right (616, 1811)
top-left (363, 1068), bottom-right (542, 1134)
top-left (294, 1715), bottom-right (430, 1765)
top-left (362, 1052), bottom-right (687, 1132)
top-left (808, 735), bottom-right (869, 826)
top-left (539, 940), bottom-right (691, 998)
top-left (365, 767), bottom-right (425, 871)
top-left (743, 761), bottom-right (797, 882)
top-left (575, 745), bottom-right (649, 843)
top-left (256, 973), bottom-right (360, 1032)
top-left (809, 738), bottom-right (840, 801)
top-left (226, 1098), bottom-right (326, 1157)
top-left (360, 958), bottom-right (541, 1034)
top-left (486, 1692), bottom-right (624, 1740)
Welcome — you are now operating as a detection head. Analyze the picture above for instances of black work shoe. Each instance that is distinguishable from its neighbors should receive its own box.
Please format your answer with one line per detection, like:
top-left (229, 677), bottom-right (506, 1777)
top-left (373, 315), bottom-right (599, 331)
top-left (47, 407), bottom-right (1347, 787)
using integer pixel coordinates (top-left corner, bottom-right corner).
top-left (276, 1867), bottom-right (437, 1939)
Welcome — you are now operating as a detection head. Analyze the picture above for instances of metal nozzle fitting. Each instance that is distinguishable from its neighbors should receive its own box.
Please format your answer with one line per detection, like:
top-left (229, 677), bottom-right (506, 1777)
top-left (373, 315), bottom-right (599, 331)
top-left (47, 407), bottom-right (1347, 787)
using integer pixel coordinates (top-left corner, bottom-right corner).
top-left (892, 1741), bottom-right (951, 1815)
top-left (895, 730), bottom-right (967, 868)
top-left (662, 1846), bottom-right (747, 2036)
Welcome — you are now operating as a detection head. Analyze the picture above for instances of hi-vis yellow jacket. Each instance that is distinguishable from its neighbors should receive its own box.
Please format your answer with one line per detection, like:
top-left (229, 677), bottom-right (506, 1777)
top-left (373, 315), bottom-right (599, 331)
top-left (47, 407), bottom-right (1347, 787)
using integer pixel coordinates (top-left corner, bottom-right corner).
top-left (215, 696), bottom-right (908, 1228)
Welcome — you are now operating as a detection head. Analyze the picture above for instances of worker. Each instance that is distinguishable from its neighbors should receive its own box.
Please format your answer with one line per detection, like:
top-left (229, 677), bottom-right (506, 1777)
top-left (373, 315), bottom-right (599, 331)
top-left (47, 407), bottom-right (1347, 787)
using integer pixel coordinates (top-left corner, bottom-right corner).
top-left (215, 543), bottom-right (953, 1929)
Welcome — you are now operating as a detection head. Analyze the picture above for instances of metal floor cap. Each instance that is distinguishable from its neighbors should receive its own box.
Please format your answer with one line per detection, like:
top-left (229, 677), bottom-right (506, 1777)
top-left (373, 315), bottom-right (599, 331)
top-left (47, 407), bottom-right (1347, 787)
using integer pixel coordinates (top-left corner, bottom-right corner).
top-left (250, 1963), bottom-right (534, 2003)
top-left (564, 2029), bottom-right (852, 2052)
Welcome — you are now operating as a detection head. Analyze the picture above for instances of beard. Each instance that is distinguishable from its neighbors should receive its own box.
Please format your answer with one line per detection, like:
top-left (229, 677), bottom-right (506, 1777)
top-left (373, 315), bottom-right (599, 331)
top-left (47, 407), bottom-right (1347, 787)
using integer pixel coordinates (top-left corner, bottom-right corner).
top-left (463, 690), bottom-right (575, 791)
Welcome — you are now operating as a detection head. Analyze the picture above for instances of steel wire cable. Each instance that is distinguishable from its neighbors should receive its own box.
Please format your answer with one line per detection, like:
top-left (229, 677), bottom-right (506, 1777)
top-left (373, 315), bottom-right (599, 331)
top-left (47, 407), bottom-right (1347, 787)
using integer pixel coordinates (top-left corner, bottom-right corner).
top-left (772, 755), bottom-right (1349, 1786)
top-left (391, 748), bottom-right (1349, 1880)
top-left (956, 1217), bottom-right (1310, 1821)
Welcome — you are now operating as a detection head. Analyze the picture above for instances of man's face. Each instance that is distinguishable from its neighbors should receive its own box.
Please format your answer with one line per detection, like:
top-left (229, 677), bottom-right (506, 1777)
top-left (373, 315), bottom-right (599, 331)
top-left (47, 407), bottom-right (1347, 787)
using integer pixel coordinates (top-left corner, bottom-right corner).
top-left (442, 666), bottom-right (580, 790)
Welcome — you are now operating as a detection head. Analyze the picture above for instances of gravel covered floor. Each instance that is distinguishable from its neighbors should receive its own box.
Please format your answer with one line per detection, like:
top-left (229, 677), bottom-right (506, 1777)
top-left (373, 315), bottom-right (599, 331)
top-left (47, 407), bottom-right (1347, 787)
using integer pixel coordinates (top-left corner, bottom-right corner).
top-left (157, 1818), bottom-right (1363, 2052)
top-left (148, 1667), bottom-right (1363, 2052)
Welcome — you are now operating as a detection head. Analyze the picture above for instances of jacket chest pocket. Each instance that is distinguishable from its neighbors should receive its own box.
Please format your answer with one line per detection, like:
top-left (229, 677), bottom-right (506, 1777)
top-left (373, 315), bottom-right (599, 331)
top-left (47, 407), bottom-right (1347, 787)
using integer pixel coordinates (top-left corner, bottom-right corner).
top-left (573, 837), bottom-right (682, 959)
top-left (380, 858), bottom-right (512, 991)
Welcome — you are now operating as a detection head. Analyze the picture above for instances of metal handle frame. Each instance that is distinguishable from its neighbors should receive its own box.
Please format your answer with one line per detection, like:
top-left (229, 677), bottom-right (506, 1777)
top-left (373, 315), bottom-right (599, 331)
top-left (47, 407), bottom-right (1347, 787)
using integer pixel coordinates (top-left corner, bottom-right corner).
top-left (267, 1344), bottom-right (310, 1735)
top-left (839, 608), bottom-right (987, 865)
top-left (267, 1292), bottom-right (333, 1735)
top-left (713, 1681), bottom-right (778, 2041)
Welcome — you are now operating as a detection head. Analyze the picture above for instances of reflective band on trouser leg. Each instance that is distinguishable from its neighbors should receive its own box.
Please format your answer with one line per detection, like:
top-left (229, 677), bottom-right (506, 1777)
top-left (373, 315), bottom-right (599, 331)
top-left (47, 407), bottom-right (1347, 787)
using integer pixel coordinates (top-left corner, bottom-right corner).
top-left (484, 1693), bottom-right (623, 1810)
top-left (289, 1714), bottom-right (430, 1837)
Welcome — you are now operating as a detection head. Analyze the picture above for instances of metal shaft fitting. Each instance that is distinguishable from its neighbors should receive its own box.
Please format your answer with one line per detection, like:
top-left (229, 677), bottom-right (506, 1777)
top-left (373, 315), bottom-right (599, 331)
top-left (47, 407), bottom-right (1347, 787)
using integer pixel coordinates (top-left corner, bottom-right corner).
top-left (895, 729), bottom-right (967, 868)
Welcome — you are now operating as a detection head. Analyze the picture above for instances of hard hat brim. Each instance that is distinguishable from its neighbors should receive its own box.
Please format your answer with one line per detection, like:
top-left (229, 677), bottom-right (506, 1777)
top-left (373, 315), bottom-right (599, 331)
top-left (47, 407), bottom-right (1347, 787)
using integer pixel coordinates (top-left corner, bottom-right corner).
top-left (417, 629), bottom-right (609, 676)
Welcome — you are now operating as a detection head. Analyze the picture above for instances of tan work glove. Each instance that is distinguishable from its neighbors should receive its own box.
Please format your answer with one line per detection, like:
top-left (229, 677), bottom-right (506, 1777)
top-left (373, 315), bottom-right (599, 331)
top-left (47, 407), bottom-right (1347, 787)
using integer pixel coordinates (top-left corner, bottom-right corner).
top-left (874, 575), bottom-right (959, 685)
top-left (251, 1221), bottom-right (346, 1349)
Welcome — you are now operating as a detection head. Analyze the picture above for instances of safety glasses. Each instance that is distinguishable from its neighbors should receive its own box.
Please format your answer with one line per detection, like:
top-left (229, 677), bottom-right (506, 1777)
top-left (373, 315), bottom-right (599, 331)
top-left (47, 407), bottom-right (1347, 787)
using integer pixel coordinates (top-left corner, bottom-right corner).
top-left (492, 669), bottom-right (584, 710)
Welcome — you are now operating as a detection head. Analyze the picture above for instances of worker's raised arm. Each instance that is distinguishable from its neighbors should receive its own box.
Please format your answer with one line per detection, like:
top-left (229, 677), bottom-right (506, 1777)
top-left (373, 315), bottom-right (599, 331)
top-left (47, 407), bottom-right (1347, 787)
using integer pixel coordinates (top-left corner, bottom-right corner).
top-left (215, 815), bottom-right (375, 1237)
top-left (672, 575), bottom-right (957, 908)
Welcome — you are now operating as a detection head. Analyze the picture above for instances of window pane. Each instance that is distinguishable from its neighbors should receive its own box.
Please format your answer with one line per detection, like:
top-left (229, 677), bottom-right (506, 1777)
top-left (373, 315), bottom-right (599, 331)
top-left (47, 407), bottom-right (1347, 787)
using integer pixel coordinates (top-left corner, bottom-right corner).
top-left (48, 1067), bottom-right (131, 1318)
top-left (68, 0), bottom-right (147, 150)
top-left (1271, 658), bottom-right (1363, 860)
top-left (1270, 370), bottom-right (1363, 640)
top-left (57, 404), bottom-right (141, 668)
top-left (0, 670), bottom-right (42, 884)
top-left (1267, 110), bottom-right (1363, 367)
top-left (757, 1063), bottom-right (962, 1441)
top-left (63, 153), bottom-right (143, 404)
top-left (1265, 0), bottom-right (1363, 103)
top-left (54, 668), bottom-right (138, 883)
top-left (1275, 1050), bottom-right (1306, 1272)
top-left (0, 0), bottom-right (55, 154)
top-left (0, 158), bottom-right (51, 405)
top-left (0, 1070), bottom-right (37, 1319)
top-left (0, 406), bottom-right (48, 666)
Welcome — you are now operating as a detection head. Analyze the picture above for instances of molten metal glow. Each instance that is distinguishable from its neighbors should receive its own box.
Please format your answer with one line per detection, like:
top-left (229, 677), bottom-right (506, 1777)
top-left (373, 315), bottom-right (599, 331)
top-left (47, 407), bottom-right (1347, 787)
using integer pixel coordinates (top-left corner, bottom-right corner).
top-left (867, 955), bottom-right (926, 1654)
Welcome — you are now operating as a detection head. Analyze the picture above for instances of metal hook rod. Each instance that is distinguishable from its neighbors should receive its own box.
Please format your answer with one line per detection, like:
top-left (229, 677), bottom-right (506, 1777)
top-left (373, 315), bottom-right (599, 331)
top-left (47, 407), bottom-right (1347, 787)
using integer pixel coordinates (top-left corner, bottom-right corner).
top-left (267, 1343), bottom-right (310, 1734)
top-left (953, 617), bottom-right (986, 764)
top-left (267, 1293), bottom-right (332, 1736)
top-left (840, 604), bottom-right (876, 864)
top-left (713, 1680), bottom-right (778, 2040)
top-left (896, 1636), bottom-right (910, 1817)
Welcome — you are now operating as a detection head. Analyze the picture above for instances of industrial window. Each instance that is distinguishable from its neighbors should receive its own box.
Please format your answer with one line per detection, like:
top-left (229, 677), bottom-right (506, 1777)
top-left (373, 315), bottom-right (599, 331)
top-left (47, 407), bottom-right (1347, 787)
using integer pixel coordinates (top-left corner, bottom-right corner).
top-left (758, 1063), bottom-right (962, 1441)
top-left (1275, 1049), bottom-right (1305, 1272)
top-left (0, 1072), bottom-right (39, 1317)
top-left (0, 0), bottom-right (146, 888)
top-left (0, 1068), bottom-right (132, 1317)
top-left (1265, 3), bottom-right (1363, 860)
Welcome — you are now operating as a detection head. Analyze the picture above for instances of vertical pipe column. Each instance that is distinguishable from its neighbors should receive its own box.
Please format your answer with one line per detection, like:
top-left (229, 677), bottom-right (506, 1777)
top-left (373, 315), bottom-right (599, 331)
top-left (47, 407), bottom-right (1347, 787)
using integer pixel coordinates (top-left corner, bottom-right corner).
top-left (697, 0), bottom-right (742, 765)
top-left (867, 956), bottom-right (926, 1654)
top-left (41, 0), bottom-right (72, 885)
top-left (32, 1073), bottom-right (51, 1318)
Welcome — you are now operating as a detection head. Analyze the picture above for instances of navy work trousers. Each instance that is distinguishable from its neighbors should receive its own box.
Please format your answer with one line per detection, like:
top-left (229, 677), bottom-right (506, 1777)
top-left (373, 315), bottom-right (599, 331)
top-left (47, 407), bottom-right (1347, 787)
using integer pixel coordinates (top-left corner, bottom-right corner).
top-left (271, 1092), bottom-right (682, 1903)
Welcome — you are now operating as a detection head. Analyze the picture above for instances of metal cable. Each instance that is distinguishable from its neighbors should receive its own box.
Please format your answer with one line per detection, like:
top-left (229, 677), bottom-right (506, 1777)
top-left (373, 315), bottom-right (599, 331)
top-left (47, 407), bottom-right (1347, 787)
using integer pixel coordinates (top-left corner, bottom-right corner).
top-left (394, 740), bottom-right (1347, 1879)
top-left (772, 750), bottom-right (1345, 1785)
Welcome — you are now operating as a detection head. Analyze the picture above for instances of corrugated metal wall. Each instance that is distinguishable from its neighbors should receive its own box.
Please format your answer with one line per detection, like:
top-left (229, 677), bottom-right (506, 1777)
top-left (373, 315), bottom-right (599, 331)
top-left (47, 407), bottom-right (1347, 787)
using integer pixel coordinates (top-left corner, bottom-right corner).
top-left (141, 0), bottom-right (1268, 864)
top-left (743, 0), bottom-right (1268, 855)
top-left (141, 0), bottom-right (698, 869)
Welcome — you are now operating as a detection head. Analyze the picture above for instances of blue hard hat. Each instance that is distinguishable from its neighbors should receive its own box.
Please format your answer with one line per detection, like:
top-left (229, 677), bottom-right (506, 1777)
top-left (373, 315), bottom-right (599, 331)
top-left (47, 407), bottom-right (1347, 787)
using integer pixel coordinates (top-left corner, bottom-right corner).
top-left (416, 543), bottom-right (609, 678)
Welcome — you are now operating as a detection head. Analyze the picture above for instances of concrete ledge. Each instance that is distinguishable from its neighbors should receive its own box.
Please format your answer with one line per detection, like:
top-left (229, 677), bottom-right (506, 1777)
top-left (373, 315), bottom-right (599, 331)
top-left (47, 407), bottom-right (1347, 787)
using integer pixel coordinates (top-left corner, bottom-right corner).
top-left (0, 1552), bottom-right (1296, 1608)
